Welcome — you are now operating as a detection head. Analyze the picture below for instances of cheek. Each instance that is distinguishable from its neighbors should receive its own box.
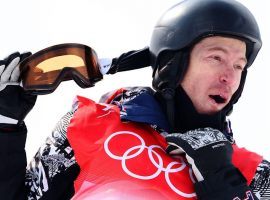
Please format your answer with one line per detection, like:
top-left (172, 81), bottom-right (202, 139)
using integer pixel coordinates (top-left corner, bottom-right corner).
top-left (232, 74), bottom-right (243, 93)
top-left (181, 73), bottom-right (205, 97)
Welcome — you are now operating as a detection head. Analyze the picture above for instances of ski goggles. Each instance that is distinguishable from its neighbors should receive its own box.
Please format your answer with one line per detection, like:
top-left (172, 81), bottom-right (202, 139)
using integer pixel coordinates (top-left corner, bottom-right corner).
top-left (19, 43), bottom-right (103, 95)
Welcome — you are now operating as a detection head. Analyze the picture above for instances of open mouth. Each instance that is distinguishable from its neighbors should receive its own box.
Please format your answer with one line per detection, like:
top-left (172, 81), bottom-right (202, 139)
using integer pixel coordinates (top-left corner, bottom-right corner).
top-left (209, 95), bottom-right (226, 104)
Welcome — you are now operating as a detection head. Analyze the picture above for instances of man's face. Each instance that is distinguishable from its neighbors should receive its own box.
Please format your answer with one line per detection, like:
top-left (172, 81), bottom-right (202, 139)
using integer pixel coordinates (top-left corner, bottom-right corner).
top-left (180, 36), bottom-right (247, 115)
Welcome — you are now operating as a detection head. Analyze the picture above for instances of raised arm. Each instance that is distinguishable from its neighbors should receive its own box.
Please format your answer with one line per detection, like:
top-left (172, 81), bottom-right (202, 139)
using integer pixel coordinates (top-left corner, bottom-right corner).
top-left (0, 52), bottom-right (36, 199)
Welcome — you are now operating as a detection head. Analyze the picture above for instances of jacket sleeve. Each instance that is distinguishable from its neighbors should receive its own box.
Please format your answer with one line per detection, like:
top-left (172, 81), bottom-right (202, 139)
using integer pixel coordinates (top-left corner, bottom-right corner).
top-left (0, 123), bottom-right (27, 200)
top-left (25, 111), bottom-right (80, 200)
top-left (250, 159), bottom-right (270, 199)
top-left (0, 110), bottom-right (81, 200)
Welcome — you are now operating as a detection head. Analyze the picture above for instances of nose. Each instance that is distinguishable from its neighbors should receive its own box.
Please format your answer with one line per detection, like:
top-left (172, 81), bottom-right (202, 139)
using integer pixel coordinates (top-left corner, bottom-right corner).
top-left (219, 66), bottom-right (238, 87)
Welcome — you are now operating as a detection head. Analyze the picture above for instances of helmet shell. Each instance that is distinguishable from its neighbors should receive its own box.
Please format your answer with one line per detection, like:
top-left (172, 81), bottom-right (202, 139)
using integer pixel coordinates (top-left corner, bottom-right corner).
top-left (150, 0), bottom-right (262, 69)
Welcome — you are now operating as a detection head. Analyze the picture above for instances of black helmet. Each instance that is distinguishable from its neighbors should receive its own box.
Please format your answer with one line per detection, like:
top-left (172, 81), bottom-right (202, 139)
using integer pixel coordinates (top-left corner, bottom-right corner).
top-left (150, 0), bottom-right (262, 115)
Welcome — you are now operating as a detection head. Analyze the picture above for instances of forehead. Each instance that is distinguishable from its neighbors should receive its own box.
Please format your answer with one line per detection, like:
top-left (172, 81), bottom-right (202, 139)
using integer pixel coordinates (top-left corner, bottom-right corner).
top-left (195, 36), bottom-right (246, 53)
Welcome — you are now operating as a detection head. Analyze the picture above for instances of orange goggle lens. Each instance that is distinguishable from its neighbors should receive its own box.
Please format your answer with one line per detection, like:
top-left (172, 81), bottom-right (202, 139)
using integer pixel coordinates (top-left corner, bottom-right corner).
top-left (19, 43), bottom-right (103, 94)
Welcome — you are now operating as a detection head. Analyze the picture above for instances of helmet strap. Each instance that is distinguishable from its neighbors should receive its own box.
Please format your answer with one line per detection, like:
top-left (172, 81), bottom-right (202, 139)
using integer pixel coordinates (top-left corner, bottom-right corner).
top-left (153, 50), bottom-right (190, 131)
top-left (160, 88), bottom-right (175, 131)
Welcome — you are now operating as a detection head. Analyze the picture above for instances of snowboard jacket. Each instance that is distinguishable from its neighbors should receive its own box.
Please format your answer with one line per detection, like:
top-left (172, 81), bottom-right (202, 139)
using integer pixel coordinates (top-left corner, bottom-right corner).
top-left (0, 87), bottom-right (269, 199)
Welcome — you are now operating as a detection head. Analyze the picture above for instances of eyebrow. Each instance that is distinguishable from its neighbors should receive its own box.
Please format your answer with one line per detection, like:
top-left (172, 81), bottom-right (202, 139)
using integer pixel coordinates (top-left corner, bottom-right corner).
top-left (208, 46), bottom-right (247, 64)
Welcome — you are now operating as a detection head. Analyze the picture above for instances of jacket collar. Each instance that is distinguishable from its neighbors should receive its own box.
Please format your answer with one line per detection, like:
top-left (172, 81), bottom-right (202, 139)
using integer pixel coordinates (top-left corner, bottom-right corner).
top-left (117, 87), bottom-right (170, 132)
top-left (109, 86), bottom-right (233, 141)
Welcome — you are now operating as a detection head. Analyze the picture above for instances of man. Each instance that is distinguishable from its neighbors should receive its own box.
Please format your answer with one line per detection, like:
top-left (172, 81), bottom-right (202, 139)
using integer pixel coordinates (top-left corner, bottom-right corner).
top-left (0, 0), bottom-right (269, 199)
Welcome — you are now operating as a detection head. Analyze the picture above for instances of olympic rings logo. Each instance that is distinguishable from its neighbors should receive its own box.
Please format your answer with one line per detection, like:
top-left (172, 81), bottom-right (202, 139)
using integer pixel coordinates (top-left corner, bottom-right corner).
top-left (104, 131), bottom-right (196, 198)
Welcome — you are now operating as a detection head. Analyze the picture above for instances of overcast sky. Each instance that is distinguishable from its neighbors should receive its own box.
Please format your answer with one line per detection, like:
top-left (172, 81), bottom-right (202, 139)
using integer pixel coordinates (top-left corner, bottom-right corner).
top-left (1, 0), bottom-right (269, 161)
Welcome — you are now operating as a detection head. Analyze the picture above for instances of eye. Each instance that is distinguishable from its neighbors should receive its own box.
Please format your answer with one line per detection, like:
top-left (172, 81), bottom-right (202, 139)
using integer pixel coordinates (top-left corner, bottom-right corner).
top-left (234, 64), bottom-right (244, 71)
top-left (208, 54), bottom-right (224, 63)
top-left (212, 55), bottom-right (222, 62)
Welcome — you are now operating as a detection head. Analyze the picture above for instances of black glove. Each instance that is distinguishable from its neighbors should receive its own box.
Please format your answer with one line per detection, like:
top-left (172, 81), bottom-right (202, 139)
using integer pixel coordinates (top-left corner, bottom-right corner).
top-left (166, 127), bottom-right (258, 200)
top-left (0, 52), bottom-right (37, 125)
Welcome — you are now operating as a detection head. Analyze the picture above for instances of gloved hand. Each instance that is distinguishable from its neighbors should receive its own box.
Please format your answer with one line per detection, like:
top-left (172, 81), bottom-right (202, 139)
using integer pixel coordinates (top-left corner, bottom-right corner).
top-left (0, 52), bottom-right (37, 125)
top-left (166, 127), bottom-right (233, 181)
top-left (166, 127), bottom-right (257, 200)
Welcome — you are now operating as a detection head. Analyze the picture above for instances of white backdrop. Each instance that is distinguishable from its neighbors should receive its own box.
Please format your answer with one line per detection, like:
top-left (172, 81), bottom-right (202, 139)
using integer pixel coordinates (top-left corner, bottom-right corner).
top-left (0, 0), bottom-right (269, 161)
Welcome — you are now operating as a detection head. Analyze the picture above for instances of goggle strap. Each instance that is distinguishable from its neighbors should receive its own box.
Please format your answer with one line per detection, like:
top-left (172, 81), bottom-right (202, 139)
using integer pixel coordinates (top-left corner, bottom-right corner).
top-left (108, 47), bottom-right (150, 74)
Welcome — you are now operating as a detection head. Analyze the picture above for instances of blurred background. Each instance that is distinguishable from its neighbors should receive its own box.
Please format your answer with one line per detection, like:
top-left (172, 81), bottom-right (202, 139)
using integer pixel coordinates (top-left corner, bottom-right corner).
top-left (0, 0), bottom-right (269, 161)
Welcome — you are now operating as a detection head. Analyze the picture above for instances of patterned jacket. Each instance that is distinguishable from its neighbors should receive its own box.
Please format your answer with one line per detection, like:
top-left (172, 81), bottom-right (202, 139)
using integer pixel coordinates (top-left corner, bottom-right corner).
top-left (1, 87), bottom-right (269, 199)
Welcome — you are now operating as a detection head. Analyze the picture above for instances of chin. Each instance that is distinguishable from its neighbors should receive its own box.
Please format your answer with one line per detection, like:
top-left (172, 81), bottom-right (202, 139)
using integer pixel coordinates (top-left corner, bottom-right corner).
top-left (198, 108), bottom-right (222, 115)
